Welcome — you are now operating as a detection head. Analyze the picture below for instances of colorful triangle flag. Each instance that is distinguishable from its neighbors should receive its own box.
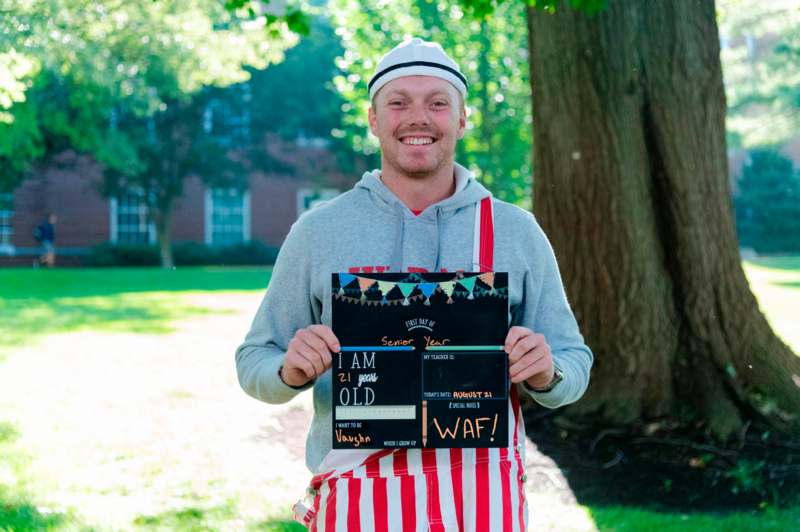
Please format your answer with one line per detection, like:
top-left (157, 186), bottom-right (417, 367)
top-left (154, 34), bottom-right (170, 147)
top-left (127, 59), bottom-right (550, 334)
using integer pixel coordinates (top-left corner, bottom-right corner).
top-left (418, 282), bottom-right (436, 298)
top-left (357, 277), bottom-right (374, 302)
top-left (479, 272), bottom-right (496, 294)
top-left (397, 282), bottom-right (416, 298)
top-left (377, 280), bottom-right (394, 295)
top-left (339, 273), bottom-right (356, 287)
top-left (458, 276), bottom-right (477, 299)
top-left (440, 281), bottom-right (456, 304)
top-left (358, 277), bottom-right (375, 292)
top-left (398, 282), bottom-right (416, 306)
top-left (418, 282), bottom-right (436, 306)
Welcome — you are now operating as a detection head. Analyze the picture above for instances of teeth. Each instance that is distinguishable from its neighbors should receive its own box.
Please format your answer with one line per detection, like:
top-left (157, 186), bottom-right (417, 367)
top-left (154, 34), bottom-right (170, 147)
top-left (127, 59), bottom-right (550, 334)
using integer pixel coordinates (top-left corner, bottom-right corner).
top-left (402, 137), bottom-right (433, 145)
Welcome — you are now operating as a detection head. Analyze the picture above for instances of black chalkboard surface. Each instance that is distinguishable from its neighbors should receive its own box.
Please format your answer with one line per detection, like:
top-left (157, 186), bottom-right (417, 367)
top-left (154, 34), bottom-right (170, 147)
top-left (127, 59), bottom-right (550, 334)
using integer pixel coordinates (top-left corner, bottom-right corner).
top-left (331, 272), bottom-right (509, 449)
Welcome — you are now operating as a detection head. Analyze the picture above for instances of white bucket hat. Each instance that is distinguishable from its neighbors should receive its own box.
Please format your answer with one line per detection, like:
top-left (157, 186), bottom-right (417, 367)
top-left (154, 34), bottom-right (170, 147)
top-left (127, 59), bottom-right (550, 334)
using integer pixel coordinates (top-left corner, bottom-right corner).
top-left (368, 38), bottom-right (468, 100)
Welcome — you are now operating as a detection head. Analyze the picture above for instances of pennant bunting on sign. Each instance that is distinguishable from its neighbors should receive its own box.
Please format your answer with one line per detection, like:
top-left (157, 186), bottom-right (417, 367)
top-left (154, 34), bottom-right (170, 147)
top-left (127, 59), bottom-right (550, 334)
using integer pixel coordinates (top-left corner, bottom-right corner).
top-left (358, 277), bottom-right (375, 301)
top-left (377, 280), bottom-right (394, 304)
top-left (338, 273), bottom-right (356, 296)
top-left (458, 275), bottom-right (478, 300)
top-left (333, 273), bottom-right (506, 306)
top-left (397, 282), bottom-right (416, 306)
top-left (440, 281), bottom-right (456, 304)
top-left (418, 282), bottom-right (436, 306)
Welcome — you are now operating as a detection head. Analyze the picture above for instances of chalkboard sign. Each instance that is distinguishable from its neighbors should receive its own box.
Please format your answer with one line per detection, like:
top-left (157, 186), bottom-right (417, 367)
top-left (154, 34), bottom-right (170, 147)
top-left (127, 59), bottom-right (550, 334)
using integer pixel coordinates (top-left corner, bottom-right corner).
top-left (331, 272), bottom-right (509, 449)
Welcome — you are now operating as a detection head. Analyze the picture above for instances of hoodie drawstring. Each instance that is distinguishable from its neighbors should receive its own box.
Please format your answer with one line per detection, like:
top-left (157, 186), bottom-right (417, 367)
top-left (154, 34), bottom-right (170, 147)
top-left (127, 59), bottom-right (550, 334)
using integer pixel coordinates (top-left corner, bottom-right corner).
top-left (390, 205), bottom-right (444, 273)
top-left (432, 207), bottom-right (442, 273)
top-left (390, 203), bottom-right (405, 272)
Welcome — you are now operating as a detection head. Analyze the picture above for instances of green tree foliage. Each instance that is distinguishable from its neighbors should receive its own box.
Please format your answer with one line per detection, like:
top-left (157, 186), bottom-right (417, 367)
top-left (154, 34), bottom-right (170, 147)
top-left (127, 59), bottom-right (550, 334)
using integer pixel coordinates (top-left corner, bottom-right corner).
top-left (1, 0), bottom-right (300, 267)
top-left (734, 149), bottom-right (800, 253)
top-left (718, 0), bottom-right (800, 147)
top-left (249, 16), bottom-right (343, 141)
top-left (329, 0), bottom-right (533, 207)
top-left (245, 14), bottom-right (371, 179)
top-left (0, 0), bottom-right (297, 191)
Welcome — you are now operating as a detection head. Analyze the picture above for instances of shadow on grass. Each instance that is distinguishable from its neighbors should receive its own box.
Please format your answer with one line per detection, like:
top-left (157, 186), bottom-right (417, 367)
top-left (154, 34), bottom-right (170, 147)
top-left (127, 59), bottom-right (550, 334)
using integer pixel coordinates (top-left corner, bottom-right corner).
top-left (0, 422), bottom-right (71, 531)
top-left (524, 402), bottom-right (800, 531)
top-left (773, 280), bottom-right (800, 290)
top-left (0, 267), bottom-right (273, 350)
top-left (588, 504), bottom-right (800, 532)
top-left (0, 497), bottom-right (68, 532)
top-left (0, 294), bottom-right (216, 350)
top-left (133, 506), bottom-right (305, 531)
top-left (133, 505), bottom-right (235, 530)
top-left (0, 267), bottom-right (272, 299)
top-left (745, 256), bottom-right (800, 271)
top-left (250, 518), bottom-right (306, 531)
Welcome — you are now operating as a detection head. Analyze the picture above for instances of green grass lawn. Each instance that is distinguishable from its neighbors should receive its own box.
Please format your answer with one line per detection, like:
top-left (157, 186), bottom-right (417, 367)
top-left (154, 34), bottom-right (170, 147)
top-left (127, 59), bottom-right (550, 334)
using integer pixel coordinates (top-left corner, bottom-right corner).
top-left (0, 267), bottom-right (272, 352)
top-left (0, 262), bottom-right (798, 531)
top-left (589, 504), bottom-right (800, 532)
top-left (742, 257), bottom-right (800, 351)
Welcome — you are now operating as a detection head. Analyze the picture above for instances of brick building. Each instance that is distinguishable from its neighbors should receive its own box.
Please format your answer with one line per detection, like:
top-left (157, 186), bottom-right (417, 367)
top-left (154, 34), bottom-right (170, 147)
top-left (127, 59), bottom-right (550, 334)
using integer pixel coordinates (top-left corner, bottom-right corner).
top-left (0, 141), bottom-right (356, 266)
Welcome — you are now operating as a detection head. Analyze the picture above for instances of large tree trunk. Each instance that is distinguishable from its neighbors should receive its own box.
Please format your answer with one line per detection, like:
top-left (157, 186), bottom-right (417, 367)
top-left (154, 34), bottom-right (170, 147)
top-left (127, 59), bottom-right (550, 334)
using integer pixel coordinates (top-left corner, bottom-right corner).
top-left (526, 0), bottom-right (800, 439)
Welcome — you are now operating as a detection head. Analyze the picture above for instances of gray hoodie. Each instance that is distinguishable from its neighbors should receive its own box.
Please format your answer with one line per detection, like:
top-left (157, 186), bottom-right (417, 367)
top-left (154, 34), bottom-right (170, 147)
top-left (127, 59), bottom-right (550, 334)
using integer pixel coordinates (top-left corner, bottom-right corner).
top-left (236, 163), bottom-right (593, 473)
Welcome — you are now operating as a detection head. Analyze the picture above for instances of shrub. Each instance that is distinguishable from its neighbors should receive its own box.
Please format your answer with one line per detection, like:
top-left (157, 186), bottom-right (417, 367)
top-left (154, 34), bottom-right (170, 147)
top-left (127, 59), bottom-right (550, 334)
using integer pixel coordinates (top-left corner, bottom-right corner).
top-left (734, 149), bottom-right (800, 254)
top-left (172, 242), bottom-right (214, 266)
top-left (85, 243), bottom-right (160, 267)
top-left (213, 241), bottom-right (279, 265)
top-left (86, 241), bottom-right (279, 267)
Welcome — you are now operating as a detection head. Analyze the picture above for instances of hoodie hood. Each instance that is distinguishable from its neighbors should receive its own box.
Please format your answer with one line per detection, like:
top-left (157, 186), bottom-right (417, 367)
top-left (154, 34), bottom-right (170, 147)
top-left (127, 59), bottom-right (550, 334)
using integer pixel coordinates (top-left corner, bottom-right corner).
top-left (354, 162), bottom-right (491, 217)
top-left (353, 162), bottom-right (492, 272)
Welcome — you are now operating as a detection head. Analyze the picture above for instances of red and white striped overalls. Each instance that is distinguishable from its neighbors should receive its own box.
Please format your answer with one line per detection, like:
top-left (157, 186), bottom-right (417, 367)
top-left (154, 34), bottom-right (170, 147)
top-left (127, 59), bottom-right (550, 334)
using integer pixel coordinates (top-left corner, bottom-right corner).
top-left (300, 197), bottom-right (529, 531)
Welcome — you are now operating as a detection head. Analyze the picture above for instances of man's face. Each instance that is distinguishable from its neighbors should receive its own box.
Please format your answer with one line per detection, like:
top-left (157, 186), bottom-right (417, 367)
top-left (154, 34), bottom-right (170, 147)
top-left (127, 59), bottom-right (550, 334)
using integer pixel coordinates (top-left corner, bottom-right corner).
top-left (368, 76), bottom-right (466, 179)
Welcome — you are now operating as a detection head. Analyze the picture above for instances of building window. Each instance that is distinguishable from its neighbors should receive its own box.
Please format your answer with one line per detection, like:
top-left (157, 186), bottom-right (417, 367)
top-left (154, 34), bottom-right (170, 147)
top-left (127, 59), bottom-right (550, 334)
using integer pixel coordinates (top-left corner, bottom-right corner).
top-left (0, 192), bottom-right (13, 251)
top-left (205, 188), bottom-right (250, 246)
top-left (745, 33), bottom-right (756, 61)
top-left (110, 189), bottom-right (153, 244)
top-left (297, 188), bottom-right (339, 217)
top-left (202, 84), bottom-right (251, 146)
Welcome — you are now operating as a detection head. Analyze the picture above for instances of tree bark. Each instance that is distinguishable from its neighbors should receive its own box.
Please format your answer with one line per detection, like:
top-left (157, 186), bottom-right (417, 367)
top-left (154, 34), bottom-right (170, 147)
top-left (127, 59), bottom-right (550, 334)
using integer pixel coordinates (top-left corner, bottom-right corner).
top-left (154, 210), bottom-right (174, 269)
top-left (526, 0), bottom-right (800, 439)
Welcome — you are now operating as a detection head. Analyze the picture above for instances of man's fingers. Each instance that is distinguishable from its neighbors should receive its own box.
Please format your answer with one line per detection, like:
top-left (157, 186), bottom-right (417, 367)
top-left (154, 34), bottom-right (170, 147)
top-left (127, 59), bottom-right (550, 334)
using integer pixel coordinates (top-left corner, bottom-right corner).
top-left (288, 349), bottom-right (317, 379)
top-left (308, 324), bottom-right (341, 353)
top-left (509, 352), bottom-right (542, 381)
top-left (297, 333), bottom-right (332, 371)
top-left (504, 326), bottom-right (532, 353)
top-left (298, 331), bottom-right (328, 356)
top-left (508, 333), bottom-right (543, 364)
top-left (287, 338), bottom-right (323, 377)
top-left (510, 355), bottom-right (548, 383)
top-left (295, 343), bottom-right (324, 377)
top-left (300, 328), bottom-right (336, 370)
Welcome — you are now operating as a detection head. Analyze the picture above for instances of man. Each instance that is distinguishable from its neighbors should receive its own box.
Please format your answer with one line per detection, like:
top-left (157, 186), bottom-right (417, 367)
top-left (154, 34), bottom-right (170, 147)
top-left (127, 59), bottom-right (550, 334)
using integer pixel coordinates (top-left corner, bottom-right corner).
top-left (34, 213), bottom-right (57, 267)
top-left (237, 38), bottom-right (592, 531)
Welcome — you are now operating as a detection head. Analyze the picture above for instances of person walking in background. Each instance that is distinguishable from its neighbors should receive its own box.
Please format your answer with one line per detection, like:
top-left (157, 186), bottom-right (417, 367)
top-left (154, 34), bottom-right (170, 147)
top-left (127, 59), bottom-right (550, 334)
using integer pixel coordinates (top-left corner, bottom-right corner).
top-left (34, 212), bottom-right (57, 267)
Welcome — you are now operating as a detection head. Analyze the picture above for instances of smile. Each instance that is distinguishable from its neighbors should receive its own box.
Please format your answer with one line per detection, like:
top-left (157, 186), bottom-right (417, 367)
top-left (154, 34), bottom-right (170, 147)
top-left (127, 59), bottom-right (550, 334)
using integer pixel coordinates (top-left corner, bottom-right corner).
top-left (400, 137), bottom-right (435, 145)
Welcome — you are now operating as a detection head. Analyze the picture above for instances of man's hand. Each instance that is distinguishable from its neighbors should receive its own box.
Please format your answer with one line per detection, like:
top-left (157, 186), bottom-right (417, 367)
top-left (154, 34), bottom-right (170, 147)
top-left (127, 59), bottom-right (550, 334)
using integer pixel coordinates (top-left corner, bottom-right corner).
top-left (504, 326), bottom-right (554, 389)
top-left (280, 325), bottom-right (341, 388)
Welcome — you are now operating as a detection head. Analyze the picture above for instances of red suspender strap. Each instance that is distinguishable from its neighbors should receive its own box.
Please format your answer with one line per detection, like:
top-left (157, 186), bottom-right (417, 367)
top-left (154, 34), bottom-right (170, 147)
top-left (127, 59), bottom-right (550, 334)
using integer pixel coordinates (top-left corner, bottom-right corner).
top-left (477, 196), bottom-right (494, 272)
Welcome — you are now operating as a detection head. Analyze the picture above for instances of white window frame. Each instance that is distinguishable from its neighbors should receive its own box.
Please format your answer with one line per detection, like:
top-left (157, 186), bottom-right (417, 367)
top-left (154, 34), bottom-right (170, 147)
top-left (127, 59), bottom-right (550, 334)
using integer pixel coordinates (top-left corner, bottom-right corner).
top-left (297, 188), bottom-right (340, 218)
top-left (0, 192), bottom-right (14, 255)
top-left (204, 187), bottom-right (250, 245)
top-left (109, 189), bottom-right (155, 244)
